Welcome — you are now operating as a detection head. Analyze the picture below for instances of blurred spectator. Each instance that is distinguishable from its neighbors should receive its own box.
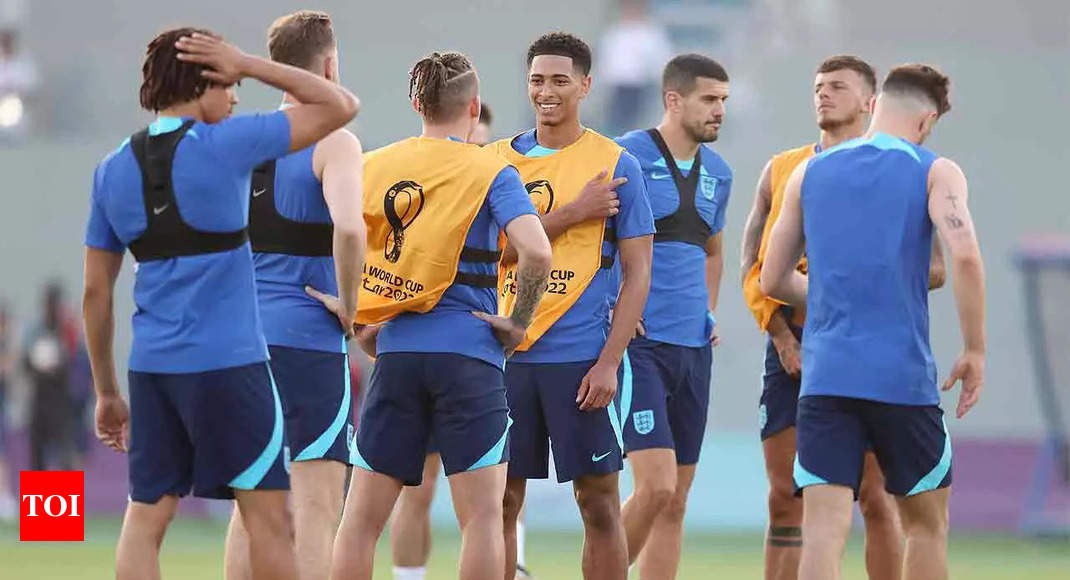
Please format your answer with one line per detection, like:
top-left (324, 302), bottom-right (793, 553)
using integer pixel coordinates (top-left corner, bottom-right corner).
top-left (0, 301), bottom-right (15, 521)
top-left (0, 0), bottom-right (38, 141)
top-left (22, 281), bottom-right (78, 471)
top-left (599, 0), bottom-right (672, 136)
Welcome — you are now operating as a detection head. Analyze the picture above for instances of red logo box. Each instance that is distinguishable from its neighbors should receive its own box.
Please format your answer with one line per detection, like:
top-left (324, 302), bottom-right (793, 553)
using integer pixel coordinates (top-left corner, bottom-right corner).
top-left (19, 471), bottom-right (85, 542)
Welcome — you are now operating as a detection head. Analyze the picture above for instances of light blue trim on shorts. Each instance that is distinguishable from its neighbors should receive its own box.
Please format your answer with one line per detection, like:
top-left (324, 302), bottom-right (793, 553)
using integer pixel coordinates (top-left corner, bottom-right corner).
top-left (619, 351), bottom-right (634, 428)
top-left (467, 417), bottom-right (514, 471)
top-left (294, 344), bottom-right (353, 461)
top-left (906, 417), bottom-right (952, 496)
top-left (792, 454), bottom-right (829, 490)
top-left (230, 364), bottom-right (285, 489)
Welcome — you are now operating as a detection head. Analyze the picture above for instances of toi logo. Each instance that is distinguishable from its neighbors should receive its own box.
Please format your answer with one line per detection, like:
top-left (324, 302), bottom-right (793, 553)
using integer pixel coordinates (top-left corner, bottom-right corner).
top-left (19, 471), bottom-right (84, 541)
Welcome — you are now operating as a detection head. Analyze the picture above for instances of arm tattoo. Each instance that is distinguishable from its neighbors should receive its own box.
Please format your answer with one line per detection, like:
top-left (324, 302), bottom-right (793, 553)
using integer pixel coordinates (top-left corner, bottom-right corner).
top-left (510, 265), bottom-right (549, 328)
top-left (945, 193), bottom-right (958, 209)
top-left (944, 213), bottom-right (965, 229)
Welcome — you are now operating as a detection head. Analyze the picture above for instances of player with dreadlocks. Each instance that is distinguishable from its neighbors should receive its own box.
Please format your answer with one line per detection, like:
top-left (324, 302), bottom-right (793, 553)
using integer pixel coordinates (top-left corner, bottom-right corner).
top-left (324, 51), bottom-right (552, 580)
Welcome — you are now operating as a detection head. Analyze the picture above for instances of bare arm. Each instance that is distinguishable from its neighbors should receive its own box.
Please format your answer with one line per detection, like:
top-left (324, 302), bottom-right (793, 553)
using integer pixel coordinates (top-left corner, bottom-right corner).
top-left (928, 158), bottom-right (986, 417)
top-left (175, 33), bottom-right (359, 152)
top-left (929, 237), bottom-right (947, 290)
top-left (929, 158), bottom-right (985, 353)
top-left (501, 171), bottom-right (625, 266)
top-left (740, 159), bottom-right (773, 282)
top-left (474, 214), bottom-right (553, 354)
top-left (760, 163), bottom-right (808, 306)
top-left (600, 235), bottom-right (652, 367)
top-left (83, 247), bottom-right (129, 452)
top-left (317, 129), bottom-right (366, 332)
top-left (83, 248), bottom-right (123, 399)
top-left (705, 232), bottom-right (724, 312)
top-left (504, 215), bottom-right (553, 328)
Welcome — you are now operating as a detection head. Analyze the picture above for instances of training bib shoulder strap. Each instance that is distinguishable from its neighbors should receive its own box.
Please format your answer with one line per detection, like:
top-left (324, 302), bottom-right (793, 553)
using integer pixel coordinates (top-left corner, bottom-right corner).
top-left (127, 120), bottom-right (249, 262)
top-left (248, 160), bottom-right (334, 257)
top-left (646, 128), bottom-right (711, 248)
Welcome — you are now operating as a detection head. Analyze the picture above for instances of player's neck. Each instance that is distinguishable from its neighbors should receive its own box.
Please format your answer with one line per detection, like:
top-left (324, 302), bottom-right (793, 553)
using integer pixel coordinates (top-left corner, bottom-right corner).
top-left (818, 121), bottom-right (865, 150)
top-left (865, 111), bottom-right (921, 144)
top-left (656, 118), bottom-right (700, 162)
top-left (535, 118), bottom-right (584, 150)
top-left (157, 102), bottom-right (202, 122)
top-left (421, 118), bottom-right (472, 143)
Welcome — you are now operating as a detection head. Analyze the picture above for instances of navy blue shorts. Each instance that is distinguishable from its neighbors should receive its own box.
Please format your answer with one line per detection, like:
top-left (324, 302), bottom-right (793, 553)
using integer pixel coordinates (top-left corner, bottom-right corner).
top-left (795, 395), bottom-right (952, 498)
top-left (353, 353), bottom-right (509, 486)
top-left (506, 360), bottom-right (624, 483)
top-left (759, 321), bottom-right (804, 440)
top-left (128, 362), bottom-right (289, 503)
top-left (620, 337), bottom-right (711, 465)
top-left (269, 346), bottom-right (353, 465)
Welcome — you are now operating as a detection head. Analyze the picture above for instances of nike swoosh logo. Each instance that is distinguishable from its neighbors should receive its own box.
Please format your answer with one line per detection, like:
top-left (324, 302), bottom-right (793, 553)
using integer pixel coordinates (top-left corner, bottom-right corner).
top-left (252, 188), bottom-right (267, 197)
top-left (152, 204), bottom-right (169, 215)
top-left (649, 171), bottom-right (672, 180)
top-left (592, 451), bottom-right (612, 462)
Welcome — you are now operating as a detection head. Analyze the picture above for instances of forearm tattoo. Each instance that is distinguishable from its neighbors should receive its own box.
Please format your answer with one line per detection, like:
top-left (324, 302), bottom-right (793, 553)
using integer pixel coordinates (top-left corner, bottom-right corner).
top-left (510, 265), bottom-right (549, 328)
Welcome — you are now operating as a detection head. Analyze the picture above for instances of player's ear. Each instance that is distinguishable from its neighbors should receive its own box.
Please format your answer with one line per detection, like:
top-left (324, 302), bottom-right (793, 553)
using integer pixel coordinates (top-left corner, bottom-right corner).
top-left (579, 74), bottom-right (592, 98)
top-left (412, 97), bottom-right (422, 115)
top-left (664, 91), bottom-right (679, 112)
top-left (865, 93), bottom-right (876, 114)
top-left (323, 54), bottom-right (336, 82)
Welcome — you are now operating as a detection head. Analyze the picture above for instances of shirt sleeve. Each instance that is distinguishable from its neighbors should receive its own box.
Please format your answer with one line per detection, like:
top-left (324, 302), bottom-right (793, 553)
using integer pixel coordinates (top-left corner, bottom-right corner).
top-left (487, 166), bottom-right (538, 231)
top-left (206, 111), bottom-right (292, 172)
top-left (84, 164), bottom-right (124, 253)
top-left (612, 152), bottom-right (655, 240)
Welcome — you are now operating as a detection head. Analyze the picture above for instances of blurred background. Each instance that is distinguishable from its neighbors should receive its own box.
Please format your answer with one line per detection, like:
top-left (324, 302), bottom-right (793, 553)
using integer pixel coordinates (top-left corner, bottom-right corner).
top-left (0, 0), bottom-right (1067, 577)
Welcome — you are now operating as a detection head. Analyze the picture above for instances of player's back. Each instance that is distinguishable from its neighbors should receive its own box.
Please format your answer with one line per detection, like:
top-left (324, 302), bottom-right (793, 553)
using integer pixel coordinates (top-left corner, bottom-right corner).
top-left (361, 137), bottom-right (535, 368)
top-left (250, 145), bottom-right (342, 353)
top-left (800, 132), bottom-right (939, 405)
top-left (87, 113), bottom-right (291, 373)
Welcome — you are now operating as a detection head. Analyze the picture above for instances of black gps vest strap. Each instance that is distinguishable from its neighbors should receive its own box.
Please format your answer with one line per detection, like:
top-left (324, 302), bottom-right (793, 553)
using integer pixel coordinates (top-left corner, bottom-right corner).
top-left (127, 120), bottom-right (249, 262)
top-left (248, 160), bottom-right (334, 257)
top-left (646, 129), bottom-right (711, 248)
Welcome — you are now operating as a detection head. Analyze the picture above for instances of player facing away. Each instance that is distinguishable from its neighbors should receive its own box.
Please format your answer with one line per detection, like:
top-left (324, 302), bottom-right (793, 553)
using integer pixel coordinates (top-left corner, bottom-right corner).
top-left (324, 52), bottom-right (553, 580)
top-left (493, 32), bottom-right (654, 580)
top-left (761, 64), bottom-right (986, 580)
top-left (613, 53), bottom-right (731, 579)
top-left (82, 28), bottom-right (358, 580)
top-left (740, 55), bottom-right (946, 580)
top-left (386, 99), bottom-right (535, 580)
top-left (222, 11), bottom-right (365, 580)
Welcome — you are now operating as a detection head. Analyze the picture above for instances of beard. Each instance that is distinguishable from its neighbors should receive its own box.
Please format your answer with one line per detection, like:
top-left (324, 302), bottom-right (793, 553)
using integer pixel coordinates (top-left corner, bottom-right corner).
top-left (685, 119), bottom-right (720, 143)
top-left (818, 111), bottom-right (861, 132)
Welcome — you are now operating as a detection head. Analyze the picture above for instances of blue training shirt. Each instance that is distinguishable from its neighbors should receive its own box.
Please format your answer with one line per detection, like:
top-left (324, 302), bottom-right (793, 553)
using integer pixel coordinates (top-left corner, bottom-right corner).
top-left (616, 129), bottom-right (732, 347)
top-left (376, 150), bottom-right (537, 369)
top-left (84, 112), bottom-right (292, 373)
top-left (253, 144), bottom-right (346, 353)
top-left (800, 132), bottom-right (940, 406)
top-left (508, 129), bottom-right (655, 364)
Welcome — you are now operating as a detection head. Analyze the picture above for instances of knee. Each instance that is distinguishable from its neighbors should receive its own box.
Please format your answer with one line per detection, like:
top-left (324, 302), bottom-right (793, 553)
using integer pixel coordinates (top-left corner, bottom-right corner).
top-left (660, 492), bottom-right (688, 524)
top-left (397, 485), bottom-right (435, 517)
top-left (900, 503), bottom-right (948, 540)
top-left (637, 474), bottom-right (676, 515)
top-left (245, 504), bottom-right (295, 543)
top-left (767, 483), bottom-right (802, 525)
top-left (575, 487), bottom-right (620, 533)
top-left (503, 485), bottom-right (525, 522)
top-left (859, 490), bottom-right (899, 530)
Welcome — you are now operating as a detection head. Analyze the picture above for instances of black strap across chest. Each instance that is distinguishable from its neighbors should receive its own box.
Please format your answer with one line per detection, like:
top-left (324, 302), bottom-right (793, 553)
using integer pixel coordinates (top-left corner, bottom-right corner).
top-left (248, 160), bottom-right (334, 257)
top-left (127, 120), bottom-right (249, 262)
top-left (646, 129), bottom-right (711, 248)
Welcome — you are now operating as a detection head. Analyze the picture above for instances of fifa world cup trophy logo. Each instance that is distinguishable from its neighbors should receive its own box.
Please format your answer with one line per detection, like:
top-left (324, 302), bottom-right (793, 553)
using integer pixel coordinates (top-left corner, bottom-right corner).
top-left (525, 180), bottom-right (555, 215)
top-left (383, 180), bottom-right (425, 263)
